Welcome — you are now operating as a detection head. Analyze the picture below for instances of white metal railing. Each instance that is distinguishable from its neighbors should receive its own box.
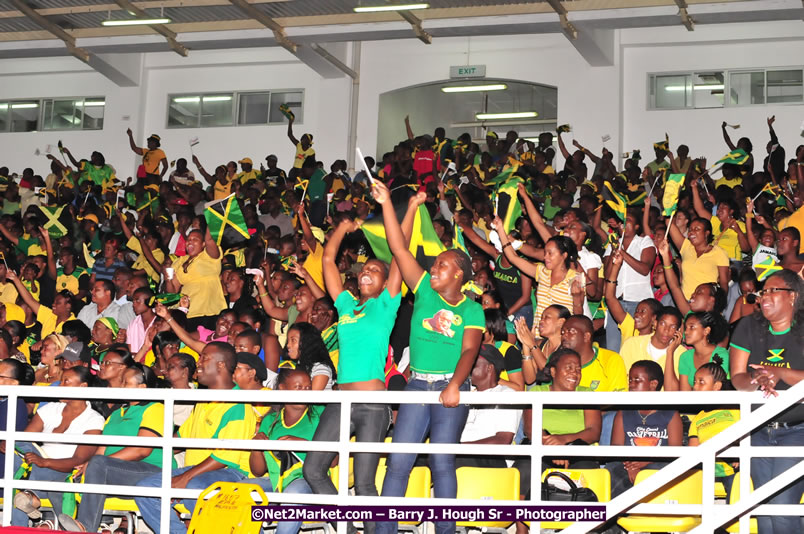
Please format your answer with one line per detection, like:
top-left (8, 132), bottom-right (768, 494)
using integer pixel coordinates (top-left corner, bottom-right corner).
top-left (0, 384), bottom-right (801, 533)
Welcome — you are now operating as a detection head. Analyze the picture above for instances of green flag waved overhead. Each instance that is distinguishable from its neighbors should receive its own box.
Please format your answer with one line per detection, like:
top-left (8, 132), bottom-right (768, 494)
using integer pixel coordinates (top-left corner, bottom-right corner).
top-left (716, 148), bottom-right (750, 166)
top-left (494, 175), bottom-right (523, 233)
top-left (662, 173), bottom-right (685, 217)
top-left (361, 203), bottom-right (446, 269)
top-left (602, 181), bottom-right (627, 223)
top-left (483, 166), bottom-right (516, 188)
top-left (39, 205), bottom-right (69, 238)
top-left (204, 193), bottom-right (253, 248)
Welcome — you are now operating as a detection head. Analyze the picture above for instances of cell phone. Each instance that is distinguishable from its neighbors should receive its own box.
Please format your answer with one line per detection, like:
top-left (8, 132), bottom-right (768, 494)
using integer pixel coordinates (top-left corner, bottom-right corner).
top-left (245, 268), bottom-right (263, 278)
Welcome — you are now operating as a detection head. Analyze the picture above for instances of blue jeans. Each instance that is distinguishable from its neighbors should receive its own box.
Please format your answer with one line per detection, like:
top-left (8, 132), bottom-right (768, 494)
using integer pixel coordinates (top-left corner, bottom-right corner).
top-left (77, 455), bottom-right (162, 532)
top-left (134, 465), bottom-right (247, 534)
top-left (252, 477), bottom-right (312, 534)
top-left (750, 422), bottom-right (804, 533)
top-left (377, 378), bottom-right (470, 534)
top-left (605, 299), bottom-right (639, 352)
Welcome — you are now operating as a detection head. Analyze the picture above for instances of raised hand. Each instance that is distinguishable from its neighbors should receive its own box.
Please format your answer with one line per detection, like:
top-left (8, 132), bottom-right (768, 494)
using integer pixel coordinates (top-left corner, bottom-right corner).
top-left (371, 181), bottom-right (391, 205)
top-left (767, 115), bottom-right (775, 127)
top-left (339, 218), bottom-right (363, 234)
top-left (408, 191), bottom-right (426, 209)
top-left (126, 128), bottom-right (133, 136)
top-left (657, 238), bottom-right (671, 262)
top-left (154, 303), bottom-right (170, 319)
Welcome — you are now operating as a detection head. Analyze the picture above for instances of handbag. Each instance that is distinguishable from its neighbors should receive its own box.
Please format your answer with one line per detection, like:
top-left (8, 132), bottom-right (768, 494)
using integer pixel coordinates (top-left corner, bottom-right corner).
top-left (541, 471), bottom-right (598, 502)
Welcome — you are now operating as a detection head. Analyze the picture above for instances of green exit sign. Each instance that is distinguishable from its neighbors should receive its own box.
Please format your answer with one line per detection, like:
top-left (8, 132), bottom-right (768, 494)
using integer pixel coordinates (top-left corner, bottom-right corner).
top-left (449, 65), bottom-right (486, 78)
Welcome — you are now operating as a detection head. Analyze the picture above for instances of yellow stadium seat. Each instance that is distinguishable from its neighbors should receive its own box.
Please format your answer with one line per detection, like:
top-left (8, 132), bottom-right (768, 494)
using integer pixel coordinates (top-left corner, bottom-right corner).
top-left (375, 458), bottom-right (431, 500)
top-left (187, 481), bottom-right (267, 534)
top-left (725, 473), bottom-right (757, 534)
top-left (455, 467), bottom-right (519, 530)
top-left (101, 497), bottom-right (140, 534)
top-left (617, 469), bottom-right (703, 532)
top-left (538, 468), bottom-right (611, 530)
top-left (715, 481), bottom-right (728, 499)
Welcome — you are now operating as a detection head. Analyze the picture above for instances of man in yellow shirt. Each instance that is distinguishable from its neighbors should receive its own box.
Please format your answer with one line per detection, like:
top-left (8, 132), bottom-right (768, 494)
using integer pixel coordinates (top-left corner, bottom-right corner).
top-left (619, 308), bottom-right (685, 382)
top-left (561, 315), bottom-right (627, 392)
top-left (127, 129), bottom-right (167, 183)
top-left (235, 158), bottom-right (260, 185)
top-left (287, 116), bottom-right (314, 180)
top-left (134, 342), bottom-right (256, 534)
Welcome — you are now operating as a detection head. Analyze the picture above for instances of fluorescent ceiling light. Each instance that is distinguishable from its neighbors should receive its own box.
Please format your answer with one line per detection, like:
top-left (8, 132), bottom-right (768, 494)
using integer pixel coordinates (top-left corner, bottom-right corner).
top-left (354, 3), bottom-right (429, 13)
top-left (75, 101), bottom-right (106, 107)
top-left (476, 111), bottom-right (538, 120)
top-left (173, 96), bottom-right (232, 103)
top-left (665, 84), bottom-right (724, 92)
top-left (441, 84), bottom-right (507, 93)
top-left (11, 103), bottom-right (38, 109)
top-left (102, 18), bottom-right (171, 26)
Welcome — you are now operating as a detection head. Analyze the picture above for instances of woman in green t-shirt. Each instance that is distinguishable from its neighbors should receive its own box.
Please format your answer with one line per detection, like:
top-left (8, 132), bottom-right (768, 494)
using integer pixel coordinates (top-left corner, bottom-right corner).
top-left (59, 364), bottom-right (166, 533)
top-left (664, 311), bottom-right (729, 390)
top-left (372, 183), bottom-right (484, 534)
top-left (251, 369), bottom-right (320, 534)
top-left (303, 218), bottom-right (402, 531)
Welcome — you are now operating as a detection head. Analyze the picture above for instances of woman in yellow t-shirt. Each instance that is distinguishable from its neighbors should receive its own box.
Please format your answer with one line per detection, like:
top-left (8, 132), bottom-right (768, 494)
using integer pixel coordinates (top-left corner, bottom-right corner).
top-left (165, 228), bottom-right (227, 330)
top-left (191, 157), bottom-right (238, 201)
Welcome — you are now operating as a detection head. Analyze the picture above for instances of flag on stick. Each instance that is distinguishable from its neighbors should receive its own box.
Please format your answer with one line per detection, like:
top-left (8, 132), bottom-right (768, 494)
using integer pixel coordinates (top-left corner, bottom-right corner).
top-left (602, 182), bottom-right (627, 223)
top-left (755, 257), bottom-right (783, 282)
top-left (715, 148), bottom-right (750, 166)
top-left (662, 173), bottom-right (685, 217)
top-left (204, 194), bottom-right (253, 248)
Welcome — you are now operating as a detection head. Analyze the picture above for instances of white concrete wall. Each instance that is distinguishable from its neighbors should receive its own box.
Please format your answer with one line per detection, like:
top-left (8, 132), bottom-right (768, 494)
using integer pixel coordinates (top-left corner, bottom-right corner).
top-left (1, 21), bottom-right (802, 180)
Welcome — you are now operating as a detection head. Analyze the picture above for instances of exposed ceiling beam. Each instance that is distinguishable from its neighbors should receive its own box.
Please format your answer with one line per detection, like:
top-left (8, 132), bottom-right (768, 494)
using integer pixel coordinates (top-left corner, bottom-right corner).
top-left (310, 43), bottom-right (356, 78)
top-left (228, 0), bottom-right (298, 54)
top-left (544, 0), bottom-right (578, 40)
top-left (674, 0), bottom-right (695, 31)
top-left (8, 0), bottom-right (90, 63)
top-left (113, 0), bottom-right (189, 56)
top-left (398, 10), bottom-right (432, 44)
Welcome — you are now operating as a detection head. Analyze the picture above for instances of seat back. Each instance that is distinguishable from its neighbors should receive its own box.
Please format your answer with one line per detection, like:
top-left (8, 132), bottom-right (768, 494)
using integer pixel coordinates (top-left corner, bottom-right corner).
top-left (374, 457), bottom-right (431, 498)
top-left (187, 482), bottom-right (267, 534)
top-left (455, 467), bottom-right (519, 528)
top-left (633, 469), bottom-right (703, 505)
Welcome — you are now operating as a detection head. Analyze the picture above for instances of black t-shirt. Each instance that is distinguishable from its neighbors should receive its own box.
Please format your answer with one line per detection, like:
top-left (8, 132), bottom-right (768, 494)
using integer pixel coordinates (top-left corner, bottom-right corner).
top-left (731, 315), bottom-right (804, 424)
top-left (492, 255), bottom-right (523, 312)
top-left (38, 274), bottom-right (56, 308)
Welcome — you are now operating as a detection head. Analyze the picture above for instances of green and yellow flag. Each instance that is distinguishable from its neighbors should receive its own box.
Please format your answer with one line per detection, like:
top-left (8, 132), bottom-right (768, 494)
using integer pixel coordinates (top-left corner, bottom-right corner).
top-left (716, 148), bottom-right (750, 166)
top-left (755, 257), bottom-right (783, 282)
top-left (204, 194), bottom-right (253, 248)
top-left (662, 173), bottom-right (685, 217)
top-left (39, 205), bottom-right (69, 238)
top-left (494, 175), bottom-right (523, 233)
top-left (602, 181), bottom-right (627, 223)
top-left (361, 204), bottom-right (444, 268)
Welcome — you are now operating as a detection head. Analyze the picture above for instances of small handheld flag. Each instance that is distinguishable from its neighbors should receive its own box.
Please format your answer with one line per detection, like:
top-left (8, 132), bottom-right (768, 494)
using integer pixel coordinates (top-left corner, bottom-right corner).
top-left (602, 181), bottom-right (627, 223)
top-left (662, 173), bottom-right (685, 217)
top-left (716, 148), bottom-right (750, 166)
top-left (755, 257), bottom-right (783, 282)
top-left (189, 137), bottom-right (199, 156)
top-left (556, 124), bottom-right (571, 134)
top-left (279, 103), bottom-right (295, 121)
top-left (204, 194), bottom-right (253, 247)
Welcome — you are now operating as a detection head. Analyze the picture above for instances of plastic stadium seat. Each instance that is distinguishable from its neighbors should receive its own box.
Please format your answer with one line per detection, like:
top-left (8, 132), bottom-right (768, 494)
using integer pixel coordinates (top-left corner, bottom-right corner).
top-left (187, 481), bottom-right (267, 534)
top-left (455, 467), bottom-right (519, 531)
top-left (538, 468), bottom-right (611, 530)
top-left (617, 469), bottom-right (703, 532)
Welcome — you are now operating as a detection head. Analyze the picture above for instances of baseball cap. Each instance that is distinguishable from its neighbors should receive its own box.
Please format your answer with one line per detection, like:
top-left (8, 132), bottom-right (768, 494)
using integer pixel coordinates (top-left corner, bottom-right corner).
top-left (478, 344), bottom-right (506, 375)
top-left (238, 157), bottom-right (253, 165)
top-left (60, 342), bottom-right (92, 365)
top-left (236, 352), bottom-right (267, 383)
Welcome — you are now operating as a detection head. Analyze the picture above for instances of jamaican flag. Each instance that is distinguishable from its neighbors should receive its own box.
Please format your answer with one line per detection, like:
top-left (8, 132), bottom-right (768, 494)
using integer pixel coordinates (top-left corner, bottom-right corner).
top-left (494, 175), bottom-right (523, 233)
top-left (483, 166), bottom-right (517, 188)
top-left (716, 148), bottom-right (750, 166)
top-left (279, 103), bottom-right (295, 121)
top-left (361, 202), bottom-right (447, 271)
top-left (38, 205), bottom-right (69, 238)
top-left (204, 194), bottom-right (253, 248)
top-left (662, 173), bottom-right (685, 217)
top-left (755, 257), bottom-right (783, 282)
top-left (602, 181), bottom-right (627, 223)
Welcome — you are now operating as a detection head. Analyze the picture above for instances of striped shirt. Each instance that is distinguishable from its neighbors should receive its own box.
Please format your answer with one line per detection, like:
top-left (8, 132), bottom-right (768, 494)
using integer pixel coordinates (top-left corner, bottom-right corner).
top-left (533, 263), bottom-right (577, 337)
